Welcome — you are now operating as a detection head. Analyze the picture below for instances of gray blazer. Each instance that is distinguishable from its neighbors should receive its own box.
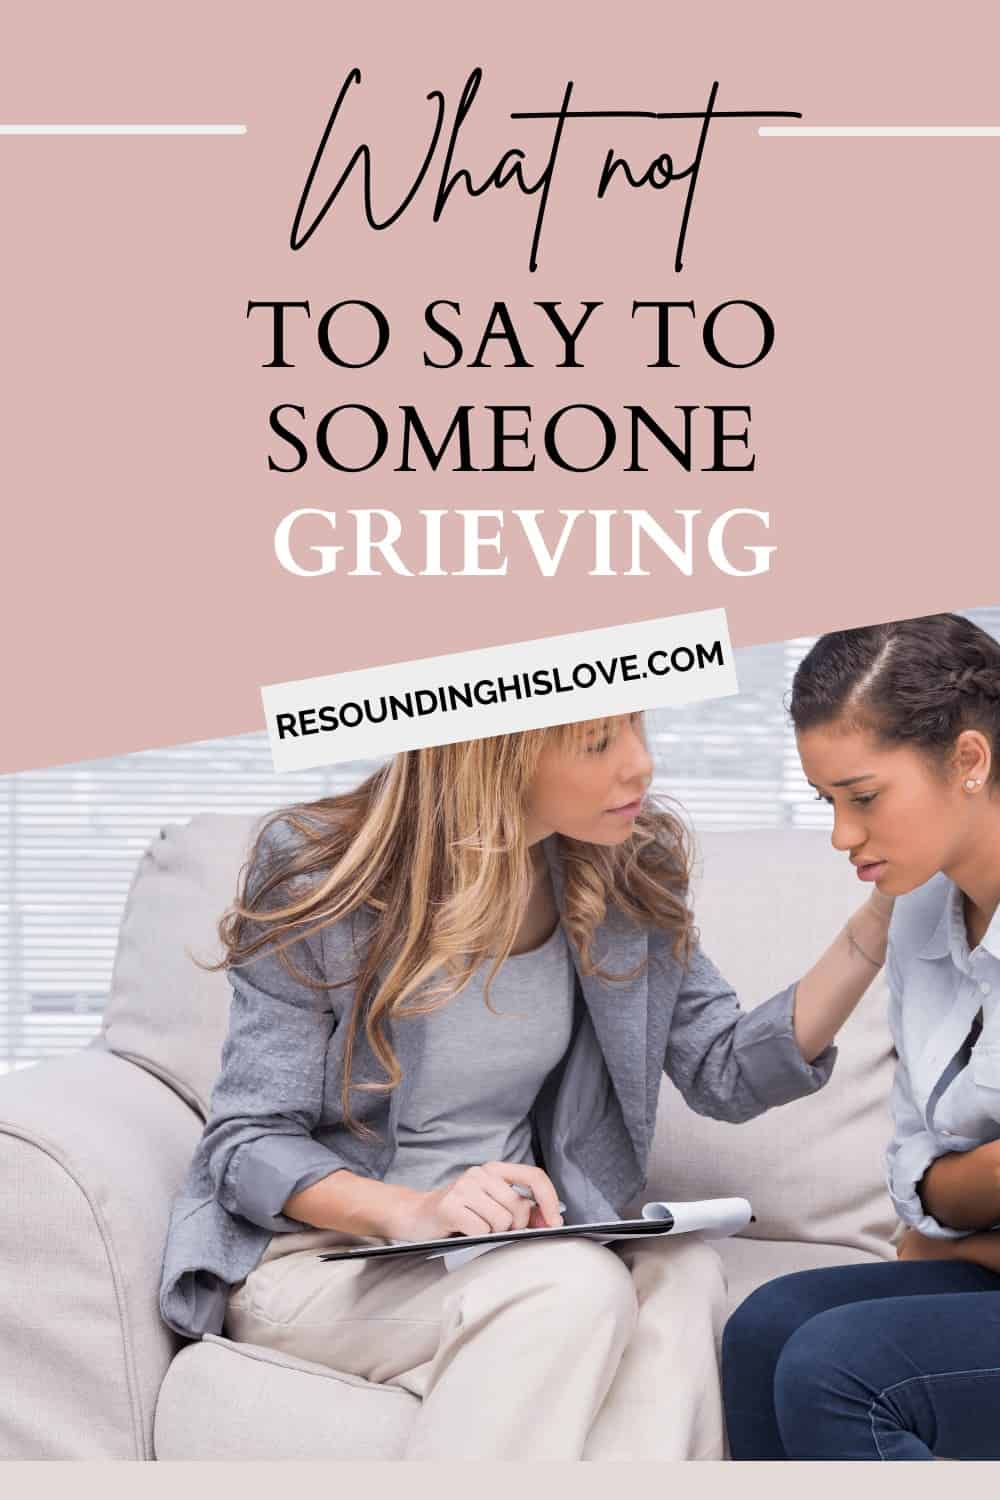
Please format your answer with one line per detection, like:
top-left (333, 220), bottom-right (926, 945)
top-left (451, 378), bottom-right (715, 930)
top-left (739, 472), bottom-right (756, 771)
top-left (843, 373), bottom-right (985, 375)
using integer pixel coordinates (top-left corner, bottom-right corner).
top-left (159, 829), bottom-right (835, 1338)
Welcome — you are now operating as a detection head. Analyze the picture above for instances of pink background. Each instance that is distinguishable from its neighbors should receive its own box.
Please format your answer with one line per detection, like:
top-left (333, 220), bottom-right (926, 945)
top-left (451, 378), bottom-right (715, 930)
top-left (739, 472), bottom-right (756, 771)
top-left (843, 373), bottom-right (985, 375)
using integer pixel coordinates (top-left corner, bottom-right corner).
top-left (2, 1), bottom-right (998, 771)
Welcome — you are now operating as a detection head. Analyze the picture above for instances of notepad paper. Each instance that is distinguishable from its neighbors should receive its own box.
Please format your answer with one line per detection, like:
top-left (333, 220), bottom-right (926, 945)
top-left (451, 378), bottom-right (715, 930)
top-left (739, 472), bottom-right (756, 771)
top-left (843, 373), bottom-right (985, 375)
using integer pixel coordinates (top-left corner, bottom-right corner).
top-left (434, 1197), bottom-right (752, 1271)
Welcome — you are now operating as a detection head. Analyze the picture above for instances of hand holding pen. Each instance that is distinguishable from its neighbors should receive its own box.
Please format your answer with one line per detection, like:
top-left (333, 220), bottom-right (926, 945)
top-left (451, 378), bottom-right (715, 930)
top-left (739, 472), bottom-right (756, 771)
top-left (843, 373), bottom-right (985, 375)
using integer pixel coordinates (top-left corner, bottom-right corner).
top-left (381, 1161), bottom-right (564, 1243)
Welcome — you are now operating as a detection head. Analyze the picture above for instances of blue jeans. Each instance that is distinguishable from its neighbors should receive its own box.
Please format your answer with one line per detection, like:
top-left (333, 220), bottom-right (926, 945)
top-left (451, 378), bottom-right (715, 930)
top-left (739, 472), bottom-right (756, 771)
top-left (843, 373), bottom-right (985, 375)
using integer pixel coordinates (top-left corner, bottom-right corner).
top-left (721, 1259), bottom-right (1000, 1459)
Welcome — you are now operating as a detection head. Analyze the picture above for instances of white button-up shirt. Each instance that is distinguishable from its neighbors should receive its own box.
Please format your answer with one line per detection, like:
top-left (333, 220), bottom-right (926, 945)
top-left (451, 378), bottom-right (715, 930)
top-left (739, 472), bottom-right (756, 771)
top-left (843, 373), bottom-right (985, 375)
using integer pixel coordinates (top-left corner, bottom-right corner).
top-left (887, 871), bottom-right (1000, 1238)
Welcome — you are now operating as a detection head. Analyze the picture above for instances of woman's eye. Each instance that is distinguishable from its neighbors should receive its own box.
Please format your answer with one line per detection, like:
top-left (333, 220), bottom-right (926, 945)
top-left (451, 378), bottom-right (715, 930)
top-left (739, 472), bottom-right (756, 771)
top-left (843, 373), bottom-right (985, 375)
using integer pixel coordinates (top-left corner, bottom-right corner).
top-left (813, 792), bottom-right (834, 806)
top-left (587, 737), bottom-right (611, 755)
top-left (854, 793), bottom-right (878, 807)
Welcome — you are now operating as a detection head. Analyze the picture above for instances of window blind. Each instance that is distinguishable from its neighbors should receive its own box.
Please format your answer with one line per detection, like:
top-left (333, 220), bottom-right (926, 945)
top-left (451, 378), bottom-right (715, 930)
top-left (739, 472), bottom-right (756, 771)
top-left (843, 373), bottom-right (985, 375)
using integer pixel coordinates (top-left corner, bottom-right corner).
top-left (0, 748), bottom-right (384, 1071)
top-left (3, 610), bottom-right (998, 1071)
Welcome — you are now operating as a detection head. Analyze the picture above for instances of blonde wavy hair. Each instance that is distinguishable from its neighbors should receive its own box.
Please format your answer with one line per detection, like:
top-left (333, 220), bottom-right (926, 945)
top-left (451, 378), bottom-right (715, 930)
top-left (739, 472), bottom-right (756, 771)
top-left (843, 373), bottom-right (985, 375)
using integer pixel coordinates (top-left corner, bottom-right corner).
top-left (218, 715), bottom-right (695, 1135)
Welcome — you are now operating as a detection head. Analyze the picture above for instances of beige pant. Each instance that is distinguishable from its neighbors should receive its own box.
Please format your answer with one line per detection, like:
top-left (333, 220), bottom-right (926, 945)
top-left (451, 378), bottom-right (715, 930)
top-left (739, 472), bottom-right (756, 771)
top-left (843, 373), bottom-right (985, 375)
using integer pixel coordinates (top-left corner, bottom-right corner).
top-left (225, 1228), bottom-right (728, 1461)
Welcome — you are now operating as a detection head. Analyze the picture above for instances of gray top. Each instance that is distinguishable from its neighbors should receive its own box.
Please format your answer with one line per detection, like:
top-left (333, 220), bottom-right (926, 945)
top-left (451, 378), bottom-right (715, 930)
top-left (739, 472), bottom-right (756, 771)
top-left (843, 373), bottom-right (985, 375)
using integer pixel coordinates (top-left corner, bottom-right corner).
top-left (386, 922), bottom-right (576, 1193)
top-left (159, 825), bottom-right (837, 1339)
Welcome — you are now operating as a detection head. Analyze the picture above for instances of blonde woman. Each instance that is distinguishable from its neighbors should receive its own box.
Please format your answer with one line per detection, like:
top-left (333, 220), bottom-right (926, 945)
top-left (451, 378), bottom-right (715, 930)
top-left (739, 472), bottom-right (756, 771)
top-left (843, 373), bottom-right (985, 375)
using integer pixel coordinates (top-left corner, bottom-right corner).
top-left (159, 714), bottom-right (891, 1460)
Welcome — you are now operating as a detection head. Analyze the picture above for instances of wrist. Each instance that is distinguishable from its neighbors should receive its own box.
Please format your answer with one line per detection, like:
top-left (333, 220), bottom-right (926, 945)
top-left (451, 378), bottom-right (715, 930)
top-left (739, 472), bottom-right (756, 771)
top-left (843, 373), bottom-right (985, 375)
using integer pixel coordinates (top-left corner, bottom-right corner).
top-left (286, 1171), bottom-right (418, 1239)
top-left (863, 889), bottom-right (895, 930)
top-left (375, 1183), bottom-right (423, 1240)
top-left (847, 899), bottom-right (892, 966)
top-left (948, 1231), bottom-right (1000, 1271)
top-left (340, 1177), bottom-right (421, 1239)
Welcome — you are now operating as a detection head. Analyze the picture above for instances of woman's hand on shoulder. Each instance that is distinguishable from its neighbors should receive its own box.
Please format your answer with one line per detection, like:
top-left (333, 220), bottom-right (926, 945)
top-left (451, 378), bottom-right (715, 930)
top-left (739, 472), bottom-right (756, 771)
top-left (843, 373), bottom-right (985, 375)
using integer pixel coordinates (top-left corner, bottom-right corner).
top-left (382, 1162), bottom-right (564, 1242)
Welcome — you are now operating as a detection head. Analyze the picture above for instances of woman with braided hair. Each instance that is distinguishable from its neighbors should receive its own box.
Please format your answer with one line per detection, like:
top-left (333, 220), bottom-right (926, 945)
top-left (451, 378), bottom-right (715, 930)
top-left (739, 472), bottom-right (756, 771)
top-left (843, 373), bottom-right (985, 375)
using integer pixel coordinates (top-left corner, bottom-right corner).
top-left (722, 612), bottom-right (1000, 1461)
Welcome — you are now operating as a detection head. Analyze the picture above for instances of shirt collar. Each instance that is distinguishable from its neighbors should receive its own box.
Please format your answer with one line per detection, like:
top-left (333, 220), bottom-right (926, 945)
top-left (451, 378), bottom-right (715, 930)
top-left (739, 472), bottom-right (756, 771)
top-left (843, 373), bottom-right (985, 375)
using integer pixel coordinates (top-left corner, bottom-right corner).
top-left (916, 880), bottom-right (958, 960)
top-left (980, 903), bottom-right (1000, 960)
top-left (917, 878), bottom-right (1000, 963)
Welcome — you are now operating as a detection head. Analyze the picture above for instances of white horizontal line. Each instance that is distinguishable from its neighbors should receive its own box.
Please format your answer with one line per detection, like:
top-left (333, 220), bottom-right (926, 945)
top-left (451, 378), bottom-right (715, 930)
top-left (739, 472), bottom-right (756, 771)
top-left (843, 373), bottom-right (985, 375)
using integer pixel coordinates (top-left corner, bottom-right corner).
top-left (0, 124), bottom-right (246, 136)
top-left (760, 125), bottom-right (1000, 137)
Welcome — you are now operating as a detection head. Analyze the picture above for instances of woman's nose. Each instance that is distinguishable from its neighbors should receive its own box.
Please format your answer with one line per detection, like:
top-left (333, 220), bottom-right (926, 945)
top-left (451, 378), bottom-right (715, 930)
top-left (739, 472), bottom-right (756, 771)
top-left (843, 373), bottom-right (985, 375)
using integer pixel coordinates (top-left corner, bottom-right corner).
top-left (830, 807), bottom-right (863, 854)
top-left (620, 724), bottom-right (654, 785)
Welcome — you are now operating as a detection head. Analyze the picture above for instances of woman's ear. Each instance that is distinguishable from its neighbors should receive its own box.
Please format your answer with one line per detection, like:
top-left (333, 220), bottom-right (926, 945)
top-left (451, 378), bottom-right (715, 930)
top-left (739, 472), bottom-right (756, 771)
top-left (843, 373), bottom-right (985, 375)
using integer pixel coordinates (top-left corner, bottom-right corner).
top-left (953, 729), bottom-right (992, 790)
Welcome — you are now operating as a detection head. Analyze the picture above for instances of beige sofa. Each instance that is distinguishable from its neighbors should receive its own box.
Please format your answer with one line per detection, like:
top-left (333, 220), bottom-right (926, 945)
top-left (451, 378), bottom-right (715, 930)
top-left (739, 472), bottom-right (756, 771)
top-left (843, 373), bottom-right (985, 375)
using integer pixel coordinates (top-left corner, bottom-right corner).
top-left (0, 817), bottom-right (898, 1459)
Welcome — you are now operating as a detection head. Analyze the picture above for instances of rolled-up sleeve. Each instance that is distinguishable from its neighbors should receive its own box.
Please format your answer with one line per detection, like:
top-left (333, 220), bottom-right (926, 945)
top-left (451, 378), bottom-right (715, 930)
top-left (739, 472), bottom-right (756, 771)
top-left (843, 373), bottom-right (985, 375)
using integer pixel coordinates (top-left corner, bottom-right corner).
top-left (665, 945), bottom-right (836, 1124)
top-left (198, 829), bottom-right (355, 1232)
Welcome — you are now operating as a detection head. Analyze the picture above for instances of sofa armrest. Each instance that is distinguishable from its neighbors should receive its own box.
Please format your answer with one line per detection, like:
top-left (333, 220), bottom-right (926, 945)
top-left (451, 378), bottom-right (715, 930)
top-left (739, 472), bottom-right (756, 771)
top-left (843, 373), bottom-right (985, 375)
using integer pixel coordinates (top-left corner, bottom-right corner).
top-left (0, 1048), bottom-right (201, 1458)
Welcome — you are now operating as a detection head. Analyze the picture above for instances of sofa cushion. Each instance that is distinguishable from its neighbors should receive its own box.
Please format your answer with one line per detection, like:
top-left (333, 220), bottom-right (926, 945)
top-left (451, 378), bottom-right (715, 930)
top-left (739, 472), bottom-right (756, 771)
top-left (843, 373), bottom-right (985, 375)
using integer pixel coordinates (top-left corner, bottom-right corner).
top-left (150, 1238), bottom-right (884, 1460)
top-left (0, 1050), bottom-right (201, 1458)
top-left (102, 814), bottom-right (260, 1116)
top-left (154, 1335), bottom-right (417, 1459)
top-left (715, 1236), bottom-right (887, 1319)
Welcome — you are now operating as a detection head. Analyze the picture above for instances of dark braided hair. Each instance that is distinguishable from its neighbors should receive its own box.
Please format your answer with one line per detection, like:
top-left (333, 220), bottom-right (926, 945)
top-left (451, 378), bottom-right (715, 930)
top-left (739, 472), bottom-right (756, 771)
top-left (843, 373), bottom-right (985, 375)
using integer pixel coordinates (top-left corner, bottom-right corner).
top-left (789, 614), bottom-right (1000, 787)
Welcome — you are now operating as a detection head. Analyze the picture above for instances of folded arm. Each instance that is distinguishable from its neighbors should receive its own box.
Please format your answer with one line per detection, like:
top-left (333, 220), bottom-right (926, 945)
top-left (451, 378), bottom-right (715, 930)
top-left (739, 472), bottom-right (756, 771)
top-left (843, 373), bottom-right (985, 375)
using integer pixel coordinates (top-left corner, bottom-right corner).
top-left (890, 1027), bottom-right (1000, 1262)
top-left (881, 937), bottom-right (1000, 1239)
top-left (917, 1145), bottom-right (1000, 1232)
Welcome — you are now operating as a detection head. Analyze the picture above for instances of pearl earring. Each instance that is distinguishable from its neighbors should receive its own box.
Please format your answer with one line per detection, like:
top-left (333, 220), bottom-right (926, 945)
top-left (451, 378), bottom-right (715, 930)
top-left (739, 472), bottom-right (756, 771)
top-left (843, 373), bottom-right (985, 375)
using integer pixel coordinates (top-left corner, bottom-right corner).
top-left (965, 778), bottom-right (983, 790)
